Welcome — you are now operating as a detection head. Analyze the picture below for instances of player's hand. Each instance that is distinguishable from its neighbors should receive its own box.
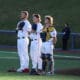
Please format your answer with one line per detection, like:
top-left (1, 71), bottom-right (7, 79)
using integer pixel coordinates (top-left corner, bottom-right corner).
top-left (53, 37), bottom-right (57, 45)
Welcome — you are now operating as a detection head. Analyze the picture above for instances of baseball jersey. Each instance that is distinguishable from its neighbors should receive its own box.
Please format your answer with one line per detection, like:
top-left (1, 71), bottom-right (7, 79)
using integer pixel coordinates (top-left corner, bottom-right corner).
top-left (41, 26), bottom-right (57, 42)
top-left (17, 20), bottom-right (31, 38)
top-left (30, 23), bottom-right (43, 40)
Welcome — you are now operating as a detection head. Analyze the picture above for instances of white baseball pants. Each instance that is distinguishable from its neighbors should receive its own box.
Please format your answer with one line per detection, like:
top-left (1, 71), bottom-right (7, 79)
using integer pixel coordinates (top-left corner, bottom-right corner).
top-left (30, 39), bottom-right (42, 70)
top-left (17, 38), bottom-right (29, 70)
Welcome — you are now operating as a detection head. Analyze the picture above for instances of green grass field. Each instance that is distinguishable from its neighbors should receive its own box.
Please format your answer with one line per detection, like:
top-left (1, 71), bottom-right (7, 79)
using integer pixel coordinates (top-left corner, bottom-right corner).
top-left (0, 50), bottom-right (80, 80)
top-left (0, 0), bottom-right (80, 79)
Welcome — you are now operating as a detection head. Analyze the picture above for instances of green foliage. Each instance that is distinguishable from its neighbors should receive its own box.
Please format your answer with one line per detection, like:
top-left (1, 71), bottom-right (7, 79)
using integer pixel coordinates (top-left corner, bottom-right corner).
top-left (0, 0), bottom-right (80, 32)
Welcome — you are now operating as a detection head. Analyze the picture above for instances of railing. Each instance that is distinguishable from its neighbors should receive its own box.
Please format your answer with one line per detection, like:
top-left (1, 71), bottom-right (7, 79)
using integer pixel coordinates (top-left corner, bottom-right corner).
top-left (58, 32), bottom-right (80, 49)
top-left (0, 30), bottom-right (80, 49)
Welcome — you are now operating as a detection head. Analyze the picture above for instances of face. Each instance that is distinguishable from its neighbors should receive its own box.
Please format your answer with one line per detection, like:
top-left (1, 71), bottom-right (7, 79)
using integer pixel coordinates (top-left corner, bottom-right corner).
top-left (20, 12), bottom-right (26, 19)
top-left (45, 18), bottom-right (49, 24)
top-left (33, 16), bottom-right (38, 23)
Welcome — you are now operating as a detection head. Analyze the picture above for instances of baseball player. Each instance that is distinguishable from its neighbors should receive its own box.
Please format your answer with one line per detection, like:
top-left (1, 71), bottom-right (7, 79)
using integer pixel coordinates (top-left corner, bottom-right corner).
top-left (16, 11), bottom-right (31, 72)
top-left (41, 15), bottom-right (57, 75)
top-left (29, 14), bottom-right (43, 75)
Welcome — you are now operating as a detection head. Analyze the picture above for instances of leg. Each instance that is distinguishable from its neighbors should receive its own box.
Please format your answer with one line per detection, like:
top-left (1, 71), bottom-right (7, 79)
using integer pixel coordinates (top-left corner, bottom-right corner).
top-left (37, 40), bottom-right (42, 70)
top-left (17, 39), bottom-right (29, 72)
top-left (47, 54), bottom-right (54, 74)
top-left (62, 39), bottom-right (68, 50)
top-left (65, 39), bottom-right (68, 50)
top-left (42, 60), bottom-right (47, 72)
top-left (41, 54), bottom-right (47, 72)
top-left (62, 38), bottom-right (65, 50)
top-left (41, 42), bottom-right (49, 73)
top-left (22, 38), bottom-right (29, 69)
top-left (37, 56), bottom-right (42, 70)
top-left (17, 39), bottom-right (26, 70)
top-left (30, 41), bottom-right (39, 75)
top-left (30, 41), bottom-right (37, 69)
top-left (45, 42), bottom-right (54, 74)
top-left (48, 59), bottom-right (54, 73)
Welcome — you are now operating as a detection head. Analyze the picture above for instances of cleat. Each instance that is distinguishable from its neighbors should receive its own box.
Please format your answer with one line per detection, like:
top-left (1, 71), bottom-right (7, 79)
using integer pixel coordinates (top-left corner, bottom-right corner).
top-left (22, 68), bottom-right (30, 73)
top-left (37, 69), bottom-right (43, 75)
top-left (47, 71), bottom-right (54, 75)
top-left (30, 69), bottom-right (39, 75)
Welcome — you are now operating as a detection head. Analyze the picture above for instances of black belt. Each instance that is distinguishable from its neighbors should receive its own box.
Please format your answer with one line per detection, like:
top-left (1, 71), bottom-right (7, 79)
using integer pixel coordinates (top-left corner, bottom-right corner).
top-left (17, 37), bottom-right (25, 39)
top-left (31, 39), bottom-right (37, 41)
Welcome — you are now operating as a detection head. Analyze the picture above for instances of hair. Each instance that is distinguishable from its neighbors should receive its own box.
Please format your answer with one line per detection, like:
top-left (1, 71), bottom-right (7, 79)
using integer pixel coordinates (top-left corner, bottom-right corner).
top-left (65, 23), bottom-right (69, 26)
top-left (33, 14), bottom-right (41, 22)
top-left (45, 15), bottom-right (53, 26)
top-left (21, 11), bottom-right (29, 17)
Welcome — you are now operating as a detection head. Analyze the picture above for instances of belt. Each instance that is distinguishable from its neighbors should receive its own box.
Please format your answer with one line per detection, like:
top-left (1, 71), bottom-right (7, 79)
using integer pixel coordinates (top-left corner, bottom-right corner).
top-left (31, 39), bottom-right (37, 41)
top-left (17, 37), bottom-right (25, 39)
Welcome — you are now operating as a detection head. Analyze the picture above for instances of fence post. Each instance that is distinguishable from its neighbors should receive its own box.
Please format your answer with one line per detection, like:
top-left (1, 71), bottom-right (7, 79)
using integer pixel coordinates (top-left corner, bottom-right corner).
top-left (71, 34), bottom-right (75, 49)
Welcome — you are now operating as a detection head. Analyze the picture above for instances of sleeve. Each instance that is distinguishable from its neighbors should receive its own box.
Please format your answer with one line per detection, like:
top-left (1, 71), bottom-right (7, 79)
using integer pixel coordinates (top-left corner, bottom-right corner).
top-left (18, 22), bottom-right (25, 30)
top-left (32, 24), bottom-right (37, 31)
top-left (50, 29), bottom-right (57, 37)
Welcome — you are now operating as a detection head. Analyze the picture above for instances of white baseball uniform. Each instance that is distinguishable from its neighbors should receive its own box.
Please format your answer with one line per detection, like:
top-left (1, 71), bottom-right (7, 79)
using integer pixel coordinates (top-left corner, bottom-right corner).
top-left (41, 27), bottom-right (57, 72)
top-left (17, 20), bottom-right (31, 71)
top-left (41, 28), bottom-right (57, 55)
top-left (30, 23), bottom-right (43, 70)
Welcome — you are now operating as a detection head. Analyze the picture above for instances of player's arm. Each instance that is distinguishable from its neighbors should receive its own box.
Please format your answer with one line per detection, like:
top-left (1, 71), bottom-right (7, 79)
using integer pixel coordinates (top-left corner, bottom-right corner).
top-left (16, 22), bottom-right (19, 33)
top-left (16, 22), bottom-right (25, 33)
top-left (50, 29), bottom-right (57, 45)
top-left (42, 27), bottom-right (46, 32)
top-left (30, 24), bottom-right (37, 33)
top-left (53, 36), bottom-right (57, 45)
top-left (25, 23), bottom-right (32, 34)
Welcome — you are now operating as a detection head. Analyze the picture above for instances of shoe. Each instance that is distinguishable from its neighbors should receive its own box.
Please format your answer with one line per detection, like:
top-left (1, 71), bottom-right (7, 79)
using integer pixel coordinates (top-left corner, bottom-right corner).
top-left (42, 71), bottom-right (46, 75)
top-left (22, 68), bottom-right (30, 73)
top-left (17, 68), bottom-right (23, 72)
top-left (30, 69), bottom-right (39, 75)
top-left (37, 69), bottom-right (43, 75)
top-left (47, 71), bottom-right (54, 75)
top-left (17, 68), bottom-right (30, 73)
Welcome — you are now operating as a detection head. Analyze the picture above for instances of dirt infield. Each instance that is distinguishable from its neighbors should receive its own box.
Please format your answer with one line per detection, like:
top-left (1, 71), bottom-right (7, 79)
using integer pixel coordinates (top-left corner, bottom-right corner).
top-left (55, 68), bottom-right (80, 76)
